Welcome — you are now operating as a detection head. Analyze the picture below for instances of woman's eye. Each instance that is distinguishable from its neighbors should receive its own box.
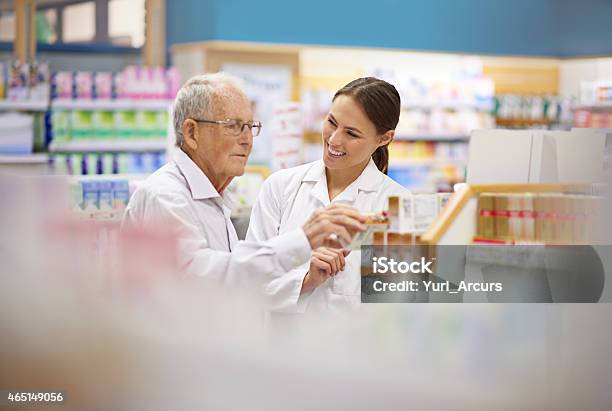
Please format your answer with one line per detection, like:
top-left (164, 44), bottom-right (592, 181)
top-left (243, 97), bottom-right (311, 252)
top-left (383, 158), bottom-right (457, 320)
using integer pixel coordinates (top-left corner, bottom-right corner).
top-left (347, 131), bottom-right (359, 138)
top-left (327, 118), bottom-right (337, 127)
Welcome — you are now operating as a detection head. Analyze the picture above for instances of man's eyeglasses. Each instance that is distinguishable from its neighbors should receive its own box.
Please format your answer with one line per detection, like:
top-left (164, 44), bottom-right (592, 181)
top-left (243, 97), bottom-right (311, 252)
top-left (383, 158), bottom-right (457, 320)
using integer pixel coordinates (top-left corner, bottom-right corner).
top-left (192, 118), bottom-right (262, 137)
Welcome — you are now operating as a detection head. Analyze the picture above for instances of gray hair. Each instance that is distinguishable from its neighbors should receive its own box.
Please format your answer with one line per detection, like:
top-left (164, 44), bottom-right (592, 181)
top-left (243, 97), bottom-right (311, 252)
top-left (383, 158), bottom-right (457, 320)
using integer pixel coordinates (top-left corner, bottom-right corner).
top-left (172, 72), bottom-right (246, 147)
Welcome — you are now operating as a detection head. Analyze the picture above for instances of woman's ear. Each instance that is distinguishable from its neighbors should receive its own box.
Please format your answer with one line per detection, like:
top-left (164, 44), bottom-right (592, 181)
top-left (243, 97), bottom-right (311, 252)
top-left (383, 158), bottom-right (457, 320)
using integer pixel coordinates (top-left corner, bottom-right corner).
top-left (182, 119), bottom-right (199, 151)
top-left (379, 130), bottom-right (394, 147)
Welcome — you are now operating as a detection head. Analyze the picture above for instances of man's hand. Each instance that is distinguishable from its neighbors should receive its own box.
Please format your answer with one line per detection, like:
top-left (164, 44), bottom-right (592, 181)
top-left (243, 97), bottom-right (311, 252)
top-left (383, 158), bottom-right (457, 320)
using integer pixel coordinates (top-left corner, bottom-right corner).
top-left (302, 203), bottom-right (366, 250)
top-left (301, 247), bottom-right (350, 295)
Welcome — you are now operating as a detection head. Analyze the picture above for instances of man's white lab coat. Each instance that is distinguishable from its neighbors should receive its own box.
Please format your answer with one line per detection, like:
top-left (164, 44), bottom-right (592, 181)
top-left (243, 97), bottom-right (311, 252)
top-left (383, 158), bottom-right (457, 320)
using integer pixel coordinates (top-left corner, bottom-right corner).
top-left (122, 149), bottom-right (312, 297)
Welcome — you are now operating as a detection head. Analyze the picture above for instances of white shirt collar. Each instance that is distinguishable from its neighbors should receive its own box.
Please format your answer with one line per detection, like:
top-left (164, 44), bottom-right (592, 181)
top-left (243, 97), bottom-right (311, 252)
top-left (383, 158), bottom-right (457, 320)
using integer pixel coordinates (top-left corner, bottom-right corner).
top-left (173, 149), bottom-right (237, 210)
top-left (302, 158), bottom-right (385, 204)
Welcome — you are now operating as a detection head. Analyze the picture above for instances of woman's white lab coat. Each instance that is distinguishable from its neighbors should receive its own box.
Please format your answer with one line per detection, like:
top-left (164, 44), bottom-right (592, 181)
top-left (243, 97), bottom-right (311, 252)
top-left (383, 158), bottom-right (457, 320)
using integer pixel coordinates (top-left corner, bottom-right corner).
top-left (246, 158), bottom-right (411, 315)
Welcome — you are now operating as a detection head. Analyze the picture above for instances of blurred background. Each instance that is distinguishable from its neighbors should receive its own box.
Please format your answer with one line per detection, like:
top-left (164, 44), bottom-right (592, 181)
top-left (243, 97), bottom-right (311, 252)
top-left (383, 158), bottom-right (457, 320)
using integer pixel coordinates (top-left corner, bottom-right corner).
top-left (1, 1), bottom-right (612, 409)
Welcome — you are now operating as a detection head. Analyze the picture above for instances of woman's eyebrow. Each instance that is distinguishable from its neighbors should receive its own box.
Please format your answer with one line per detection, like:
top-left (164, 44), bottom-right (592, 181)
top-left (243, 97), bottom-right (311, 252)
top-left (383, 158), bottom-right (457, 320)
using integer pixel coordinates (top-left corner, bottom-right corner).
top-left (344, 125), bottom-right (363, 134)
top-left (329, 113), bottom-right (363, 134)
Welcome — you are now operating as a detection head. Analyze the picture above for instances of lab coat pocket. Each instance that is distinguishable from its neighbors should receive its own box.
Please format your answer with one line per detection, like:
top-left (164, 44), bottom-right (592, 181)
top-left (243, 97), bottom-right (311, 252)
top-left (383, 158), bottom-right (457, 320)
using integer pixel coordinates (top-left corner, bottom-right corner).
top-left (331, 251), bottom-right (361, 297)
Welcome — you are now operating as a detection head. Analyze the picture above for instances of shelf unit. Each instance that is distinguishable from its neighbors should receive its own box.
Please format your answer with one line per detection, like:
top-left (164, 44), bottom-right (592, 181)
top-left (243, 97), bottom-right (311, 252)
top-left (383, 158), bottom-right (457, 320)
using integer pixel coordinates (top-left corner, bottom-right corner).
top-left (0, 153), bottom-right (48, 163)
top-left (390, 158), bottom-right (468, 167)
top-left (0, 153), bottom-right (49, 174)
top-left (395, 134), bottom-right (469, 141)
top-left (0, 100), bottom-right (49, 173)
top-left (49, 139), bottom-right (167, 153)
top-left (574, 102), bottom-right (612, 110)
top-left (402, 101), bottom-right (493, 111)
top-left (495, 118), bottom-right (554, 128)
top-left (0, 100), bottom-right (49, 111)
top-left (51, 99), bottom-right (173, 111)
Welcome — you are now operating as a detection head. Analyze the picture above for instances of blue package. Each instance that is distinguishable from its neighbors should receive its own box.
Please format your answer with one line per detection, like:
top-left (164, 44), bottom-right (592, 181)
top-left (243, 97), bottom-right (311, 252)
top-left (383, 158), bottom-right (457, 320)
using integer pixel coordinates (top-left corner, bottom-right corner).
top-left (111, 180), bottom-right (130, 209)
top-left (98, 180), bottom-right (113, 210)
top-left (81, 181), bottom-right (100, 210)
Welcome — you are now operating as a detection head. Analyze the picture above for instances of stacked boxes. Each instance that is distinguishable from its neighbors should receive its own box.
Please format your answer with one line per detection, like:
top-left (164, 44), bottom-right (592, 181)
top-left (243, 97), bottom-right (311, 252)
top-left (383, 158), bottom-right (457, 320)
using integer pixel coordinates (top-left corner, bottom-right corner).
top-left (387, 193), bottom-right (452, 234)
top-left (49, 152), bottom-right (166, 176)
top-left (476, 192), bottom-right (603, 244)
top-left (49, 67), bottom-right (176, 144)
top-left (74, 179), bottom-right (131, 213)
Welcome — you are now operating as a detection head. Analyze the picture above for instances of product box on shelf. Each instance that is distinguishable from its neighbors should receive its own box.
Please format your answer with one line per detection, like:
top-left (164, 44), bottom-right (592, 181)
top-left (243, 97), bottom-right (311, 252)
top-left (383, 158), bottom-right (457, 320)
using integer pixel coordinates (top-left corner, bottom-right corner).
top-left (51, 110), bottom-right (71, 143)
top-left (75, 72), bottom-right (94, 99)
top-left (474, 192), bottom-right (602, 244)
top-left (71, 177), bottom-right (134, 218)
top-left (0, 112), bottom-right (34, 154)
top-left (52, 71), bottom-right (74, 99)
top-left (0, 62), bottom-right (5, 99)
top-left (135, 110), bottom-right (160, 138)
top-left (29, 62), bottom-right (51, 102)
top-left (81, 181), bottom-right (100, 211)
top-left (94, 72), bottom-right (113, 100)
top-left (388, 194), bottom-right (435, 234)
top-left (7, 61), bottom-right (29, 100)
top-left (92, 111), bottom-right (115, 138)
top-left (98, 180), bottom-right (113, 210)
top-left (114, 110), bottom-right (137, 138)
top-left (70, 110), bottom-right (94, 139)
top-left (347, 213), bottom-right (390, 250)
top-left (50, 152), bottom-right (167, 176)
top-left (0, 60), bottom-right (50, 103)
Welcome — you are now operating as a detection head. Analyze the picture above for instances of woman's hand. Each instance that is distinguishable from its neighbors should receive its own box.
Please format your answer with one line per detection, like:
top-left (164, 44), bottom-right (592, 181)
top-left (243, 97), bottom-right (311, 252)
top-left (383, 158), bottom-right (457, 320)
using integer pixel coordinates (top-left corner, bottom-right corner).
top-left (300, 247), bottom-right (350, 295)
top-left (302, 203), bottom-right (366, 249)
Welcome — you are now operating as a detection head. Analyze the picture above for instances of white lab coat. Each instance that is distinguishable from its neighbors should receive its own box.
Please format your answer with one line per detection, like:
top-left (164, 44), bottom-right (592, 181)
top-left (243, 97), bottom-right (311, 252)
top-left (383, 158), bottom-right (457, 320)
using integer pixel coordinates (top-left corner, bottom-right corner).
top-left (122, 149), bottom-right (312, 294)
top-left (246, 158), bottom-right (411, 314)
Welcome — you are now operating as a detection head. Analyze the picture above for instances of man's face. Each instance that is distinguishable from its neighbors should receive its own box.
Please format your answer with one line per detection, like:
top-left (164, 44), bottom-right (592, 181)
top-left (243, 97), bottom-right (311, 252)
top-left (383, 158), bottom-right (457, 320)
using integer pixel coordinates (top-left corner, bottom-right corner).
top-left (193, 88), bottom-right (254, 186)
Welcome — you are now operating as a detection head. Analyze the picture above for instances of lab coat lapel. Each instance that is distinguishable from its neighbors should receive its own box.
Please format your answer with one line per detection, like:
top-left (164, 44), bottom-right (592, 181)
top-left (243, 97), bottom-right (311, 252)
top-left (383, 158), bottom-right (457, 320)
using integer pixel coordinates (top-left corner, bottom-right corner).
top-left (303, 161), bottom-right (330, 206)
top-left (332, 158), bottom-right (384, 205)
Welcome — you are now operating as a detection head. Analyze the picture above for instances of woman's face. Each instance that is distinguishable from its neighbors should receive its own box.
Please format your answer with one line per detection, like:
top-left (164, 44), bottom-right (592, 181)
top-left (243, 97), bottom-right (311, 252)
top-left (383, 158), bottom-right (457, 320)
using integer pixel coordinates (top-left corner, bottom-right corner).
top-left (322, 95), bottom-right (389, 171)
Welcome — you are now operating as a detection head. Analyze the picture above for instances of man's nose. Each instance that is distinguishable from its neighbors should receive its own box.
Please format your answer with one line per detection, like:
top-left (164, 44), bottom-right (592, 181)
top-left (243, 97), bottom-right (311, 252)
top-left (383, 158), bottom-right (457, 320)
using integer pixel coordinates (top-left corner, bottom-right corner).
top-left (238, 127), bottom-right (253, 146)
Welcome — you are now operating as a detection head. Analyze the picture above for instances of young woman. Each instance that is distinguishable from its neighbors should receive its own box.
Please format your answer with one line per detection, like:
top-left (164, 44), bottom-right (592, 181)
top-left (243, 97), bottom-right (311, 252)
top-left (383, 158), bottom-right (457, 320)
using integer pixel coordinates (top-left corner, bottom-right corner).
top-left (246, 77), bottom-right (411, 314)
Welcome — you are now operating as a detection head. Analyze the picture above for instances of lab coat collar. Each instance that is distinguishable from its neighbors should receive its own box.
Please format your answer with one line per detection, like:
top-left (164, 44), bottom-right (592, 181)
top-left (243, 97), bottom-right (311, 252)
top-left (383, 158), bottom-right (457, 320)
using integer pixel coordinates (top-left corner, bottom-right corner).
top-left (173, 148), bottom-right (221, 201)
top-left (303, 158), bottom-right (384, 205)
top-left (305, 161), bottom-right (330, 205)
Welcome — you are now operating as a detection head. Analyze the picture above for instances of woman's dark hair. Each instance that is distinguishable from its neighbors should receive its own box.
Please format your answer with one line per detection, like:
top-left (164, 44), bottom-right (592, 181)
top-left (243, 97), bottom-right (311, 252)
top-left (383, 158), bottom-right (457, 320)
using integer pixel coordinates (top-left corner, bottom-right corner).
top-left (332, 77), bottom-right (401, 174)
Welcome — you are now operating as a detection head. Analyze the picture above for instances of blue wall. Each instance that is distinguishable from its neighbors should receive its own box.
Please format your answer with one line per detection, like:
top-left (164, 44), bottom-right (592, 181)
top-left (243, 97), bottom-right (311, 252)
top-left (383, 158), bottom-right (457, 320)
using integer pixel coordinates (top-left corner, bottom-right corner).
top-left (555, 0), bottom-right (612, 57)
top-left (167, 0), bottom-right (612, 57)
top-left (166, 0), bottom-right (216, 46)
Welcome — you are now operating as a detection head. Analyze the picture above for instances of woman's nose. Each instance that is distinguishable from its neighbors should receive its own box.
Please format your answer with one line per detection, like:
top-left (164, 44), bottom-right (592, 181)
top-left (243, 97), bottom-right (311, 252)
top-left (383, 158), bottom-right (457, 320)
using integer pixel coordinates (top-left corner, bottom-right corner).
top-left (328, 129), bottom-right (341, 144)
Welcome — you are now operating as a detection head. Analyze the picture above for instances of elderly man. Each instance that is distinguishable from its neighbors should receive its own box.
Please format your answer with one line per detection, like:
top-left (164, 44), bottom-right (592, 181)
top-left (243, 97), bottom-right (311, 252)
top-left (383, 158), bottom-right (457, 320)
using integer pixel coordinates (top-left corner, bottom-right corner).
top-left (122, 73), bottom-right (365, 304)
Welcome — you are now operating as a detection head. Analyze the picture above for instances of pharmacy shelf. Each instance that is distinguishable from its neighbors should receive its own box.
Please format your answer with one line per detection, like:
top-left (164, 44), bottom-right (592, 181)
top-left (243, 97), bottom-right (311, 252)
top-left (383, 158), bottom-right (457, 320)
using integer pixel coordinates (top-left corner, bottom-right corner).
top-left (575, 101), bottom-right (612, 110)
top-left (495, 118), bottom-right (553, 127)
top-left (395, 134), bottom-right (469, 141)
top-left (403, 101), bottom-right (493, 111)
top-left (49, 139), bottom-right (167, 153)
top-left (0, 100), bottom-right (49, 111)
top-left (390, 158), bottom-right (467, 167)
top-left (52, 99), bottom-right (173, 110)
top-left (0, 153), bottom-right (49, 163)
top-left (71, 173), bottom-right (150, 182)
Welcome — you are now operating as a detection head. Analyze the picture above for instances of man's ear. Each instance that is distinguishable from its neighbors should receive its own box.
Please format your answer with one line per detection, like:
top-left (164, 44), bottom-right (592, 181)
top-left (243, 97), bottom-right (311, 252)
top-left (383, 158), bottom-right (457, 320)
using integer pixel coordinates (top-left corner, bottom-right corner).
top-left (182, 119), bottom-right (198, 151)
top-left (379, 130), bottom-right (394, 147)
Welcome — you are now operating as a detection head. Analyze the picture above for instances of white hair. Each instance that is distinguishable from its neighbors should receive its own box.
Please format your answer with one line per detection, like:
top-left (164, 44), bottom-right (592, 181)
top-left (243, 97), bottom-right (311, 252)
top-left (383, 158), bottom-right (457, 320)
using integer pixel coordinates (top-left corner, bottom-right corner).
top-left (172, 72), bottom-right (246, 147)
